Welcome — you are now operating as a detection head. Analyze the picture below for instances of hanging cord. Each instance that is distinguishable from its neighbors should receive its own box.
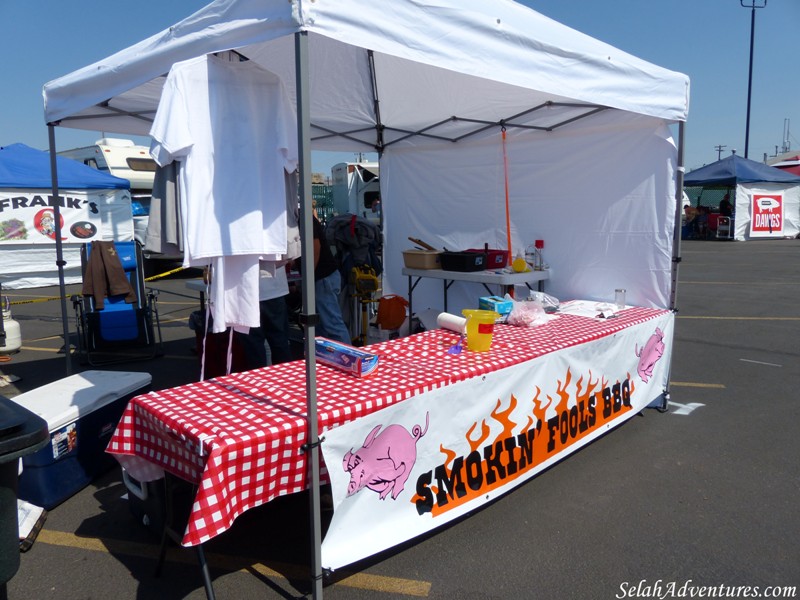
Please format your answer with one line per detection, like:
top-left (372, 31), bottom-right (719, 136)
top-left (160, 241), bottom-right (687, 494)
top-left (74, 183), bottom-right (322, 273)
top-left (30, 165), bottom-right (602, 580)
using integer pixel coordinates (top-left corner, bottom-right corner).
top-left (501, 126), bottom-right (512, 268)
top-left (500, 126), bottom-right (515, 298)
top-left (226, 327), bottom-right (234, 376)
top-left (199, 265), bottom-right (211, 381)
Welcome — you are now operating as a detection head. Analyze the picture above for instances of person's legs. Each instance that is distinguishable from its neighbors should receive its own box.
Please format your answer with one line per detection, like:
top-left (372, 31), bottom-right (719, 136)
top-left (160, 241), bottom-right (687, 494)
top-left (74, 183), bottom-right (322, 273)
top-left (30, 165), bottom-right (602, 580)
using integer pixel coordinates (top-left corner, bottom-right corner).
top-left (315, 270), bottom-right (351, 344)
top-left (260, 296), bottom-right (292, 364)
top-left (236, 326), bottom-right (268, 369)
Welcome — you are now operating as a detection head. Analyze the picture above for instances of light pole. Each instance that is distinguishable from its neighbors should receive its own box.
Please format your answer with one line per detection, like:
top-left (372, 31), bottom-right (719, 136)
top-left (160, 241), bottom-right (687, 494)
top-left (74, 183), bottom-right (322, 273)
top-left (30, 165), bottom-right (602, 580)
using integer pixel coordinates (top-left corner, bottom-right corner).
top-left (741, 0), bottom-right (767, 159)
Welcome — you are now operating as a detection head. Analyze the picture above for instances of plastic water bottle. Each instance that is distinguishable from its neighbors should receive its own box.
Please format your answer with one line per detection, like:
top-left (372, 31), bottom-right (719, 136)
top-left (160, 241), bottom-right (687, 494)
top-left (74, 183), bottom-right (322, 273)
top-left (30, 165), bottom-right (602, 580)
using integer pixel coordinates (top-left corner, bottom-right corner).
top-left (525, 244), bottom-right (537, 271)
top-left (533, 240), bottom-right (544, 271)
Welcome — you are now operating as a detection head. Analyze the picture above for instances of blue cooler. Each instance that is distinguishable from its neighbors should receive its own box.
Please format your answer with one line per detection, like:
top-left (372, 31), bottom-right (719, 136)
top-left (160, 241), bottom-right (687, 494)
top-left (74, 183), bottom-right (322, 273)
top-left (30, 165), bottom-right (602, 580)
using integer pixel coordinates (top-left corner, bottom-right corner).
top-left (11, 370), bottom-right (151, 509)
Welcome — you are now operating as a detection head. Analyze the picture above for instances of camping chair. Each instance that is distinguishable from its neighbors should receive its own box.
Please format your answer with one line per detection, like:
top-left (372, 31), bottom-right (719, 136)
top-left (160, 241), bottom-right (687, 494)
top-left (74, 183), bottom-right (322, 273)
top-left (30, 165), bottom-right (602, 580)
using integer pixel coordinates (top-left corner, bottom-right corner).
top-left (716, 216), bottom-right (732, 240)
top-left (72, 241), bottom-right (163, 366)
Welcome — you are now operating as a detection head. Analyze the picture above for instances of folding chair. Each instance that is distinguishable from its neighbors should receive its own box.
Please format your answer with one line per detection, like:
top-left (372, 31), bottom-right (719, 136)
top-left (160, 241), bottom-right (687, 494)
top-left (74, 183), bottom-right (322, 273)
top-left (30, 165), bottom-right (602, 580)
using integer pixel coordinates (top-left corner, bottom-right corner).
top-left (716, 216), bottom-right (732, 240)
top-left (72, 241), bottom-right (163, 366)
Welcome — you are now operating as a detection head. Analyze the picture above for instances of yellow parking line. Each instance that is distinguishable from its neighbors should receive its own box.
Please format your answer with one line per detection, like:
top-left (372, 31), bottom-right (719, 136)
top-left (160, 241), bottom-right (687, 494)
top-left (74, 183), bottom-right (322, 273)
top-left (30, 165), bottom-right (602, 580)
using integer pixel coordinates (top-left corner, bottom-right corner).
top-left (19, 346), bottom-right (66, 353)
top-left (35, 530), bottom-right (431, 596)
top-left (669, 381), bottom-right (725, 389)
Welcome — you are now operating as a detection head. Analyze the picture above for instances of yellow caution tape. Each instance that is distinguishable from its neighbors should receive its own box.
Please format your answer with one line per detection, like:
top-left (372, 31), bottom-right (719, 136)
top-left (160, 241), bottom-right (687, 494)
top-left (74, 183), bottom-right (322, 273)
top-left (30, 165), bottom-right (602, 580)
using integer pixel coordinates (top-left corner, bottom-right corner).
top-left (5, 266), bottom-right (187, 305)
top-left (145, 265), bottom-right (187, 282)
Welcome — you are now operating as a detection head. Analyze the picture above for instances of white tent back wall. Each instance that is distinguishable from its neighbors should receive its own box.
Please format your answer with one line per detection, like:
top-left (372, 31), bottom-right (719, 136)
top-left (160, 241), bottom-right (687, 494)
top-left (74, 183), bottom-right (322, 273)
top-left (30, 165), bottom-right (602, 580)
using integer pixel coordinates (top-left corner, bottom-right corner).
top-left (382, 112), bottom-right (678, 311)
top-left (0, 189), bottom-right (132, 289)
top-left (733, 182), bottom-right (800, 241)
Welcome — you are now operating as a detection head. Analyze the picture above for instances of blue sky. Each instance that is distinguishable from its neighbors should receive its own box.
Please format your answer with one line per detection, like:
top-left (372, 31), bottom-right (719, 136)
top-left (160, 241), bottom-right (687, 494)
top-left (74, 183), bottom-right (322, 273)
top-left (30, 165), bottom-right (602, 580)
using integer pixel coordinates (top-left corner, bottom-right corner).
top-left (1, 0), bottom-right (798, 175)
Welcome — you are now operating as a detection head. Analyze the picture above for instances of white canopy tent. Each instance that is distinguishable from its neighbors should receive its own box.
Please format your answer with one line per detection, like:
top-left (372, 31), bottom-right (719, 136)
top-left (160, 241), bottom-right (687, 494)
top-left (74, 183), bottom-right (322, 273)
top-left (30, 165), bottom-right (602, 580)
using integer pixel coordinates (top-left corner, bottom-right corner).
top-left (43, 0), bottom-right (689, 593)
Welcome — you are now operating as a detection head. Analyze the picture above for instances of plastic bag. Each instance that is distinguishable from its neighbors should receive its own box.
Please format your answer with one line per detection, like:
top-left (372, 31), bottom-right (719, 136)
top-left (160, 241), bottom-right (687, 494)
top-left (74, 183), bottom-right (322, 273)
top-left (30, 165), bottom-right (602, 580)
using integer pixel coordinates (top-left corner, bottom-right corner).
top-left (506, 299), bottom-right (547, 327)
top-left (522, 291), bottom-right (560, 313)
top-left (505, 291), bottom-right (560, 327)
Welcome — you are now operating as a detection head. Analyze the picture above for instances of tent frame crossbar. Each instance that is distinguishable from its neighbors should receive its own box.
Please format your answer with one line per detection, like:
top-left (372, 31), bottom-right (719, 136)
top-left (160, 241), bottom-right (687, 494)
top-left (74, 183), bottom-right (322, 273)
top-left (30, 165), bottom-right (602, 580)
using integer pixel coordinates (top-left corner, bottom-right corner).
top-left (367, 50), bottom-right (385, 154)
top-left (313, 101), bottom-right (609, 150)
top-left (96, 101), bottom-right (158, 124)
top-left (55, 98), bottom-right (609, 155)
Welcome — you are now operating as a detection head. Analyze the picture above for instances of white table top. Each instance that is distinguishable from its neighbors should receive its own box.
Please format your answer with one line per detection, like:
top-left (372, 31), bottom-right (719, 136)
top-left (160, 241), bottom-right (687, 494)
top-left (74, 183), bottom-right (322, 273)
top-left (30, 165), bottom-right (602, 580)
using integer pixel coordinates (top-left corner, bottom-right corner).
top-left (401, 267), bottom-right (549, 285)
top-left (185, 279), bottom-right (207, 293)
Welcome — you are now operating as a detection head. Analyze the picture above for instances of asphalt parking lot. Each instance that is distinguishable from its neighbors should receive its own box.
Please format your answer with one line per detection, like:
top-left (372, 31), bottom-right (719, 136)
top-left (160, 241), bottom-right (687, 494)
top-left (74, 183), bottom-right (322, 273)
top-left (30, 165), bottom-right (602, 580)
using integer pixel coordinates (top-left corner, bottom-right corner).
top-left (2, 238), bottom-right (799, 599)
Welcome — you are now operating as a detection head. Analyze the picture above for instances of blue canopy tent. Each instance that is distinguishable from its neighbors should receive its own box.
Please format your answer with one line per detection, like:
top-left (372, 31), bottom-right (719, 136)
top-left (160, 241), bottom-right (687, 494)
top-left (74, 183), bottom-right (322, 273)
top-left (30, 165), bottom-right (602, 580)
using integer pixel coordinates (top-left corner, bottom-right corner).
top-left (0, 143), bottom-right (130, 189)
top-left (684, 154), bottom-right (800, 240)
top-left (1, 143), bottom-right (131, 373)
top-left (684, 154), bottom-right (800, 187)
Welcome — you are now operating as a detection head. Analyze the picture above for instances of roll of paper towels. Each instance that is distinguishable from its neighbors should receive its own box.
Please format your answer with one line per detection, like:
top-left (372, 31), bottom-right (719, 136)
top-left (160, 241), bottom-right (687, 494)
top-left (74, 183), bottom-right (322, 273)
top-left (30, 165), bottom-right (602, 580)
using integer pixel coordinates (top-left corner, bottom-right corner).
top-left (437, 312), bottom-right (466, 334)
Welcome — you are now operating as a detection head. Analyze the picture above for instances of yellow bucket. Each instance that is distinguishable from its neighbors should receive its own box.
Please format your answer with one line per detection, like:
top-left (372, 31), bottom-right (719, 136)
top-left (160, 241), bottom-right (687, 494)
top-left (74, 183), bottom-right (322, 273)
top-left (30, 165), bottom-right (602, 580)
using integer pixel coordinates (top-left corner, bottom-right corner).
top-left (462, 309), bottom-right (500, 352)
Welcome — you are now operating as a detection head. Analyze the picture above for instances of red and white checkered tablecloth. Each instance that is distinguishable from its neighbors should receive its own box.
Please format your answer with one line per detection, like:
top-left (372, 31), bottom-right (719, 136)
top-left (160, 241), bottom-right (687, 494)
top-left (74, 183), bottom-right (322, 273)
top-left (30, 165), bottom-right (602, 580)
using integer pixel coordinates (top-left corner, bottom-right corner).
top-left (368, 305), bottom-right (667, 381)
top-left (107, 305), bottom-right (668, 546)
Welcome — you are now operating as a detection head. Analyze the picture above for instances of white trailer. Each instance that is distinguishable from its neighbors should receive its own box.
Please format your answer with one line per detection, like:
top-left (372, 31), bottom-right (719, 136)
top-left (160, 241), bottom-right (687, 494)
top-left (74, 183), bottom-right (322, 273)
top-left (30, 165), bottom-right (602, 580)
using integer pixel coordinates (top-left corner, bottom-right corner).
top-left (58, 138), bottom-right (156, 248)
top-left (331, 162), bottom-right (381, 223)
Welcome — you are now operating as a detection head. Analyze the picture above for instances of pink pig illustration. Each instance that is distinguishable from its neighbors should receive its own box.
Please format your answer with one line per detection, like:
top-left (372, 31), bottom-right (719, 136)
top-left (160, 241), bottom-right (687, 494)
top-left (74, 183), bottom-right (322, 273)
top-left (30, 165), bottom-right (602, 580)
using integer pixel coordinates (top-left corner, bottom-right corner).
top-left (635, 327), bottom-right (665, 383)
top-left (342, 412), bottom-right (429, 500)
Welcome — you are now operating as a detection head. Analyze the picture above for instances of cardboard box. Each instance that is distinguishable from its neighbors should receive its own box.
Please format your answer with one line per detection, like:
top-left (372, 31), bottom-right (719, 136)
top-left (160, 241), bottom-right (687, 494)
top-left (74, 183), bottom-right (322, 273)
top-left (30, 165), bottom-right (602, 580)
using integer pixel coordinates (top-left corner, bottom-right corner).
top-left (402, 250), bottom-right (441, 269)
top-left (315, 337), bottom-right (379, 377)
top-left (12, 370), bottom-right (151, 509)
top-left (479, 295), bottom-right (514, 315)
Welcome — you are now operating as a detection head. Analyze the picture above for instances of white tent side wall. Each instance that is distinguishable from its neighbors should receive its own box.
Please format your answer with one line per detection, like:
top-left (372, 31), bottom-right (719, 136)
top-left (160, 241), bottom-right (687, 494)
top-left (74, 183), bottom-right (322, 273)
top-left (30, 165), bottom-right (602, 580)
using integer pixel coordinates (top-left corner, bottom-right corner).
top-left (383, 112), bottom-right (678, 311)
top-left (733, 182), bottom-right (800, 241)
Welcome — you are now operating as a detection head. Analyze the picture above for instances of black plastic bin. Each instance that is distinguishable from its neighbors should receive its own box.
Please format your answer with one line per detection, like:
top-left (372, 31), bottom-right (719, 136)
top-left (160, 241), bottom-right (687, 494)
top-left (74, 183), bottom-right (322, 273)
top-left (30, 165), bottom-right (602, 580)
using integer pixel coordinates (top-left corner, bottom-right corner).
top-left (440, 251), bottom-right (486, 272)
top-left (0, 395), bottom-right (48, 591)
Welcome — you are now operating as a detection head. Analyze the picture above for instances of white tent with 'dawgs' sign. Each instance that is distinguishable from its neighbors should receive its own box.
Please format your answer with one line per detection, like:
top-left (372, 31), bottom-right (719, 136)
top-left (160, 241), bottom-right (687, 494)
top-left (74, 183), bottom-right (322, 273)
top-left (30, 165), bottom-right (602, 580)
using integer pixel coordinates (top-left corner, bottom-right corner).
top-left (684, 154), bottom-right (800, 241)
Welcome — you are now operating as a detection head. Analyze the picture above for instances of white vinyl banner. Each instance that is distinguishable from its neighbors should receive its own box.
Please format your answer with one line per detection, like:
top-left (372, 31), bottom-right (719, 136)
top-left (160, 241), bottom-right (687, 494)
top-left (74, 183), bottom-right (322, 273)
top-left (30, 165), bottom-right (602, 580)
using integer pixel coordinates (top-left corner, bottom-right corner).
top-left (0, 188), bottom-right (118, 244)
top-left (0, 188), bottom-right (133, 289)
top-left (321, 313), bottom-right (674, 570)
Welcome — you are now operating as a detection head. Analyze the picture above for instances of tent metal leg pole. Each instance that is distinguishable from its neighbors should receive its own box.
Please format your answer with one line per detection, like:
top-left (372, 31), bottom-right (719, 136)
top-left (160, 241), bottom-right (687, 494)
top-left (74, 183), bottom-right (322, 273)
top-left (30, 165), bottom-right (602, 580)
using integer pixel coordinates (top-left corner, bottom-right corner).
top-left (669, 120), bottom-right (686, 312)
top-left (296, 30), bottom-right (324, 600)
top-left (47, 124), bottom-right (73, 376)
top-left (662, 120), bottom-right (687, 413)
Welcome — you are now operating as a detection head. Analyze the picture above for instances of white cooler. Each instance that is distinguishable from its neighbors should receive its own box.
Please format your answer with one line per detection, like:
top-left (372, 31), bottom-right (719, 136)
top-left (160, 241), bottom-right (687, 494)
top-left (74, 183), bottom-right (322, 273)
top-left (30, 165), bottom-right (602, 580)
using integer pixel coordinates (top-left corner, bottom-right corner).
top-left (11, 370), bottom-right (151, 509)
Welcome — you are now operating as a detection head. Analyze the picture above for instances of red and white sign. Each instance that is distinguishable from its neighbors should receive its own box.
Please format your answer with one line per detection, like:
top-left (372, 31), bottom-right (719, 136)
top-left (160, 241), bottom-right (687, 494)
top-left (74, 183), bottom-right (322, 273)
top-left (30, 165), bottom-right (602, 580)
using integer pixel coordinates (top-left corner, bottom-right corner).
top-left (749, 193), bottom-right (784, 237)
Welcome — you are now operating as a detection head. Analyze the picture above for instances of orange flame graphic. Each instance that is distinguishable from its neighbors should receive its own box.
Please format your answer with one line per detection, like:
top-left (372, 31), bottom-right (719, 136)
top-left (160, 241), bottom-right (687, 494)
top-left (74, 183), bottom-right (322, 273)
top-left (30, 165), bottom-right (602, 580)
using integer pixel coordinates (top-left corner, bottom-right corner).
top-left (412, 367), bottom-right (635, 517)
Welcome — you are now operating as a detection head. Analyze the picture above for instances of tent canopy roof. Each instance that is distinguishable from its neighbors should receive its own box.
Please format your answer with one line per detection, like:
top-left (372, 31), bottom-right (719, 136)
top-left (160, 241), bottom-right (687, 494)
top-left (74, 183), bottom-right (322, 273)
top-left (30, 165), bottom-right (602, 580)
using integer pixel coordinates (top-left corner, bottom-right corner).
top-left (684, 154), bottom-right (800, 188)
top-left (43, 0), bottom-right (689, 152)
top-left (0, 143), bottom-right (130, 190)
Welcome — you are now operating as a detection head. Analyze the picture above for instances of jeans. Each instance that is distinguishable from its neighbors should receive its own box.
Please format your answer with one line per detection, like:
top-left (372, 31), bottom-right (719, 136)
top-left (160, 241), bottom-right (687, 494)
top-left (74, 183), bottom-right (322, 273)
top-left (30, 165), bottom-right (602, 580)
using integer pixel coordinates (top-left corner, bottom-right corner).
top-left (259, 295), bottom-right (291, 364)
top-left (237, 296), bottom-right (292, 367)
top-left (315, 269), bottom-right (351, 345)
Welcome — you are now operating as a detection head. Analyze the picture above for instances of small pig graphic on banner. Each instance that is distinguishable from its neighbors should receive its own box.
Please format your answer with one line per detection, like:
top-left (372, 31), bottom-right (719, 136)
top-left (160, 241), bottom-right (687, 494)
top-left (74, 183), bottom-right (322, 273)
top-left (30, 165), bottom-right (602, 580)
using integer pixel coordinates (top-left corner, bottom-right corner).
top-left (635, 327), bottom-right (665, 383)
top-left (342, 413), bottom-right (429, 500)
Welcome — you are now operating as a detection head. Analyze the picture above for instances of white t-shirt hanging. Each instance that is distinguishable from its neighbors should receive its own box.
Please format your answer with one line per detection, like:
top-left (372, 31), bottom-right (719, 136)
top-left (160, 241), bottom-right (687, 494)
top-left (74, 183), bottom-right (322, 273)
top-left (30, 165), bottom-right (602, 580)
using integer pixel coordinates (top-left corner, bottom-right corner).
top-left (208, 255), bottom-right (261, 332)
top-left (149, 54), bottom-right (298, 264)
